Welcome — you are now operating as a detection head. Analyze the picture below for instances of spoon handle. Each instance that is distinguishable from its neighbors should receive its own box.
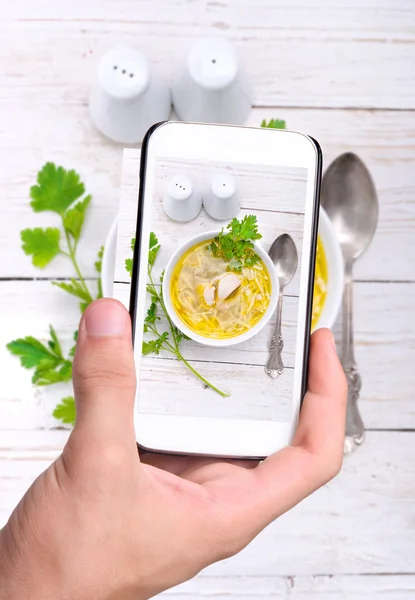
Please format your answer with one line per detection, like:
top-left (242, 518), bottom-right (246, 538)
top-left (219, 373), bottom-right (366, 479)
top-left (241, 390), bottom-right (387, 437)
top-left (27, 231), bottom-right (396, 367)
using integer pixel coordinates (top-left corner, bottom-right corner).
top-left (342, 261), bottom-right (365, 454)
top-left (265, 287), bottom-right (284, 378)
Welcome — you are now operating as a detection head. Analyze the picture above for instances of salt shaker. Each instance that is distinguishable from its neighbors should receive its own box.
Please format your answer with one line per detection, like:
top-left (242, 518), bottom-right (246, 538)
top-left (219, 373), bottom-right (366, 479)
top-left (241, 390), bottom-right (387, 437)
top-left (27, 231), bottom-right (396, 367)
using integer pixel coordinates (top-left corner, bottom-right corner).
top-left (203, 173), bottom-right (240, 220)
top-left (172, 38), bottom-right (252, 125)
top-left (163, 175), bottom-right (202, 222)
top-left (89, 47), bottom-right (171, 144)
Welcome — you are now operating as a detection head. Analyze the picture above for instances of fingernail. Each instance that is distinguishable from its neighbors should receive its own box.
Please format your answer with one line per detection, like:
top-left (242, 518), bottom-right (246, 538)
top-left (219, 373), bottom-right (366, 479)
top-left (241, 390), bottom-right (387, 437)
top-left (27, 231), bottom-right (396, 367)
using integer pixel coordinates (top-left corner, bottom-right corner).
top-left (85, 302), bottom-right (128, 337)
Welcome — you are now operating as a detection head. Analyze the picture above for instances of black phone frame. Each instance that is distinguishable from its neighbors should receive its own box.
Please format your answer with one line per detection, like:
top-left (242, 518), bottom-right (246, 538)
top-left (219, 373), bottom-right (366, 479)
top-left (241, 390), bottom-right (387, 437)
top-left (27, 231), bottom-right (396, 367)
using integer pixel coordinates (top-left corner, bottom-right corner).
top-left (129, 122), bottom-right (323, 459)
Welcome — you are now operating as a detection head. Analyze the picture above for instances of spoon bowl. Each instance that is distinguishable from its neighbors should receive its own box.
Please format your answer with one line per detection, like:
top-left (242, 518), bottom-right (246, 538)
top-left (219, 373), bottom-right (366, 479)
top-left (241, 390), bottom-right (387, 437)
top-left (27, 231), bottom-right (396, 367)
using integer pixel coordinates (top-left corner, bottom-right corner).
top-left (268, 233), bottom-right (299, 285)
top-left (321, 153), bottom-right (378, 261)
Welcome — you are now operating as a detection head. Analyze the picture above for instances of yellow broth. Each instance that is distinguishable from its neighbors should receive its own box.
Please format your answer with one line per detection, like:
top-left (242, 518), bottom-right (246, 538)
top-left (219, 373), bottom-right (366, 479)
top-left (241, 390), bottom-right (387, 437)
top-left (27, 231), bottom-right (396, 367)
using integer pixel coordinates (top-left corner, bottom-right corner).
top-left (170, 236), bottom-right (328, 339)
top-left (312, 236), bottom-right (328, 329)
top-left (170, 240), bottom-right (271, 339)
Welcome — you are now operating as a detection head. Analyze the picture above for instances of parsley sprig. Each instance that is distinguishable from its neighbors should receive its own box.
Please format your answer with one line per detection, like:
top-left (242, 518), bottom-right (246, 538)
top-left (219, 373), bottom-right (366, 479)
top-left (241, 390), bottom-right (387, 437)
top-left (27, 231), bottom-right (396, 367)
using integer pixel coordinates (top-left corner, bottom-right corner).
top-left (127, 233), bottom-right (229, 397)
top-left (261, 118), bottom-right (286, 129)
top-left (207, 215), bottom-right (262, 272)
top-left (7, 163), bottom-right (103, 427)
top-left (22, 163), bottom-right (99, 311)
top-left (7, 326), bottom-right (74, 386)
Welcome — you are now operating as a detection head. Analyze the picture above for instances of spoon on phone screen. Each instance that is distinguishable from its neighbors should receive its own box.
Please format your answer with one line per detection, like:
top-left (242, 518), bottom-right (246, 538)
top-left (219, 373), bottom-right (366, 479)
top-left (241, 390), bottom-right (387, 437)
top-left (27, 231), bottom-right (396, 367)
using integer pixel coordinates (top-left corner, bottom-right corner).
top-left (265, 233), bottom-right (298, 378)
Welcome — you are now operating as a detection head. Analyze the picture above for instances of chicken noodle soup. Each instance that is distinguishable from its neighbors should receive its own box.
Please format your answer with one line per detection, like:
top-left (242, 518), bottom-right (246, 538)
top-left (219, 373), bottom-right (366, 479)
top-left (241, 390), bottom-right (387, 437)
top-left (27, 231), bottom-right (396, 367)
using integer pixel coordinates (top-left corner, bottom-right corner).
top-left (171, 240), bottom-right (272, 339)
top-left (312, 236), bottom-right (328, 329)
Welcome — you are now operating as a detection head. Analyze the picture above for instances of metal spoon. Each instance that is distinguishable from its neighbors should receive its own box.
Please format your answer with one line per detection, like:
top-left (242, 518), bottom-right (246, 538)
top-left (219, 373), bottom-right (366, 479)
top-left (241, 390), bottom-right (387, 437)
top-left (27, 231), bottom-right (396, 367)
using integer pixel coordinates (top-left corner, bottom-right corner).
top-left (265, 234), bottom-right (298, 378)
top-left (321, 153), bottom-right (378, 454)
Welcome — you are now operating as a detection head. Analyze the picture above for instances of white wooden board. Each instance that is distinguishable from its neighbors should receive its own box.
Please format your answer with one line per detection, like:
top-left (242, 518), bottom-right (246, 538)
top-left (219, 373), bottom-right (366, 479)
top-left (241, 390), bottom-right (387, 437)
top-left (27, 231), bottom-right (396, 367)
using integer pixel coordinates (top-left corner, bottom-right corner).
top-left (0, 2), bottom-right (414, 597)
top-left (163, 575), bottom-right (415, 600)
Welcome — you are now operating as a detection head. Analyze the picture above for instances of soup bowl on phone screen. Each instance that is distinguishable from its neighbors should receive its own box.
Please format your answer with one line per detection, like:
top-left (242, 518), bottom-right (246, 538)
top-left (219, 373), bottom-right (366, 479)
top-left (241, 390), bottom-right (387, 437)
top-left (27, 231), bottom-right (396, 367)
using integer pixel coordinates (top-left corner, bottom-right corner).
top-left (162, 231), bottom-right (278, 347)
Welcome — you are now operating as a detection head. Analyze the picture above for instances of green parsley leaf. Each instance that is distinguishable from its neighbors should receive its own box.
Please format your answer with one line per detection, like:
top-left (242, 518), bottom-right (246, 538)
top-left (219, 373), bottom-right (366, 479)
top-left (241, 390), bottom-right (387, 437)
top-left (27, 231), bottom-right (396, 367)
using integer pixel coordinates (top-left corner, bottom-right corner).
top-left (33, 360), bottom-right (72, 386)
top-left (69, 330), bottom-right (78, 357)
top-left (6, 336), bottom-right (61, 370)
top-left (47, 325), bottom-right (63, 358)
top-left (173, 326), bottom-right (190, 343)
top-left (7, 327), bottom-right (73, 387)
top-left (53, 279), bottom-right (92, 313)
top-left (207, 215), bottom-right (262, 272)
top-left (228, 258), bottom-right (242, 271)
top-left (125, 258), bottom-right (133, 277)
top-left (95, 246), bottom-right (104, 299)
top-left (145, 302), bottom-right (159, 324)
top-left (244, 253), bottom-right (260, 267)
top-left (130, 237), bottom-right (136, 252)
top-left (30, 163), bottom-right (85, 216)
top-left (21, 227), bottom-right (61, 268)
top-left (52, 279), bottom-right (91, 302)
top-left (158, 331), bottom-right (169, 345)
top-left (95, 246), bottom-right (104, 274)
top-left (142, 339), bottom-right (162, 355)
top-left (63, 195), bottom-right (91, 241)
top-left (148, 232), bottom-right (160, 266)
top-left (146, 283), bottom-right (158, 297)
top-left (53, 396), bottom-right (76, 426)
top-left (228, 215), bottom-right (262, 241)
top-left (261, 118), bottom-right (286, 129)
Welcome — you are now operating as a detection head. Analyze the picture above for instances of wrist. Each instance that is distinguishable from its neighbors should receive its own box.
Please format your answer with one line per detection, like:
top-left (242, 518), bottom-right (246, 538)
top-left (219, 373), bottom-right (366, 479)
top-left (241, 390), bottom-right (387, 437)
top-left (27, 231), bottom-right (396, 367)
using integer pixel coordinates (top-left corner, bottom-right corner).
top-left (0, 523), bottom-right (58, 600)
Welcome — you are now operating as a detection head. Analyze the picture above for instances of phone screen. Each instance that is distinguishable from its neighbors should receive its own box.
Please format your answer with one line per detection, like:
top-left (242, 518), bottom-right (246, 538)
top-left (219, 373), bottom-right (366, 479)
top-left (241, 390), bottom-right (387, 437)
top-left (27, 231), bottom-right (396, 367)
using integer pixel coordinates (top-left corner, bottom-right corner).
top-left (125, 123), bottom-right (320, 454)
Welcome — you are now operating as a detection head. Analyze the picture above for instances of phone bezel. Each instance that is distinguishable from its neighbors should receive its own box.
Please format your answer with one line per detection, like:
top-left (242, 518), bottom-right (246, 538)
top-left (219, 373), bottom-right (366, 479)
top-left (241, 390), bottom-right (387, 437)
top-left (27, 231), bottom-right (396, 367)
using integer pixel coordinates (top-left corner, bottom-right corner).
top-left (129, 121), bottom-right (322, 459)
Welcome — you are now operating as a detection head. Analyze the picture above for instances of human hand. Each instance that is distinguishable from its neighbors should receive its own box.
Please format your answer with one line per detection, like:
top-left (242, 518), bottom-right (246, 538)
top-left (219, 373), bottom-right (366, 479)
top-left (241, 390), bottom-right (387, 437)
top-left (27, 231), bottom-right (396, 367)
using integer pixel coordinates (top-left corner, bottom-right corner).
top-left (0, 299), bottom-right (346, 600)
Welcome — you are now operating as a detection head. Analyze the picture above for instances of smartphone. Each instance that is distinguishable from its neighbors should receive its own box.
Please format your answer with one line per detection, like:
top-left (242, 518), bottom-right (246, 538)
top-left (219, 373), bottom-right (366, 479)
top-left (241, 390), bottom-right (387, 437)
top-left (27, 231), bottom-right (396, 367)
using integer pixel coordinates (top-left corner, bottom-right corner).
top-left (129, 121), bottom-right (322, 459)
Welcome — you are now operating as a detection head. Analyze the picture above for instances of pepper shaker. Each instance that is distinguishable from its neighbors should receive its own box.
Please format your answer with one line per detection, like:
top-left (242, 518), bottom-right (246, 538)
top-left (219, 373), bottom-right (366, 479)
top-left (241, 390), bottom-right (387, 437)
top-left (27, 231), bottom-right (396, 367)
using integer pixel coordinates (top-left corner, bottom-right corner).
top-left (172, 38), bottom-right (252, 125)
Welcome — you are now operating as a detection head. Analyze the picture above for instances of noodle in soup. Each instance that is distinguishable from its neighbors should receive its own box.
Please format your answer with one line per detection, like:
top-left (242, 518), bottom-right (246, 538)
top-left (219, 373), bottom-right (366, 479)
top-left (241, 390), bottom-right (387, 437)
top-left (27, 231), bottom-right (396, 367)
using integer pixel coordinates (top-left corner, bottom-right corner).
top-left (171, 240), bottom-right (271, 339)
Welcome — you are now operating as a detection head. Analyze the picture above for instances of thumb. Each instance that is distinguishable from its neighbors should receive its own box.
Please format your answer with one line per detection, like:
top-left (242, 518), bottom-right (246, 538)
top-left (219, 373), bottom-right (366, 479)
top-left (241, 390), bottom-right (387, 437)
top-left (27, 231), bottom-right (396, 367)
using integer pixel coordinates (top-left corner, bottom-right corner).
top-left (71, 299), bottom-right (137, 450)
top-left (292, 327), bottom-right (347, 461)
top-left (240, 329), bottom-right (346, 530)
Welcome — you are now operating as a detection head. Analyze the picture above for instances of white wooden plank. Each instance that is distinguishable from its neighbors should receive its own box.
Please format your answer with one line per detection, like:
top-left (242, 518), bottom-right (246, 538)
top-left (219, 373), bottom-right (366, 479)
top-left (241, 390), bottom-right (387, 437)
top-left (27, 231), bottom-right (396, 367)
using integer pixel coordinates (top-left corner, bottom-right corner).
top-left (138, 357), bottom-right (293, 422)
top-left (0, 431), bottom-right (414, 578)
top-left (347, 282), bottom-right (415, 431)
top-left (0, 108), bottom-right (414, 281)
top-left (0, 0), bottom-right (414, 108)
top-left (163, 574), bottom-right (415, 599)
top-left (0, 280), bottom-right (413, 430)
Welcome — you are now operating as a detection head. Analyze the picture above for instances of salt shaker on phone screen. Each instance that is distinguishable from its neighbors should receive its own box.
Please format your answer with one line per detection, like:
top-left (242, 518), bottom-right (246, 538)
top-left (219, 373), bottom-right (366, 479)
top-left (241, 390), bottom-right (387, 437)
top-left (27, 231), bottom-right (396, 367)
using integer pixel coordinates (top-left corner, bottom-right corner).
top-left (89, 47), bottom-right (171, 144)
top-left (172, 38), bottom-right (252, 125)
top-left (163, 174), bottom-right (202, 222)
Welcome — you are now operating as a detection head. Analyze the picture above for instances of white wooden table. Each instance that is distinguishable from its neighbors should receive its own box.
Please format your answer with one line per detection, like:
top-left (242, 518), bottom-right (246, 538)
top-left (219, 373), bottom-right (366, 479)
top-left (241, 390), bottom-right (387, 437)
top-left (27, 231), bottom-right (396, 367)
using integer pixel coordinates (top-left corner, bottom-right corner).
top-left (0, 2), bottom-right (414, 598)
